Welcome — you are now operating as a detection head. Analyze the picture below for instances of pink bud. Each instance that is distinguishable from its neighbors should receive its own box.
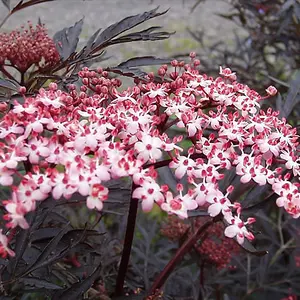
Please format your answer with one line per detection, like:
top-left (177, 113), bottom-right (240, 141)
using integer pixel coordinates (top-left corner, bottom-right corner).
top-left (189, 51), bottom-right (196, 59)
top-left (0, 102), bottom-right (8, 112)
top-left (266, 85), bottom-right (277, 96)
top-left (19, 86), bottom-right (26, 94)
top-left (247, 217), bottom-right (256, 224)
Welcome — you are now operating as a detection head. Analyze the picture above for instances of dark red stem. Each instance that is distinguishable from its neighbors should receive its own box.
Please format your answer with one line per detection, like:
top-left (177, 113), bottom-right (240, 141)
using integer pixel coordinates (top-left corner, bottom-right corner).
top-left (149, 219), bottom-right (214, 295)
top-left (114, 182), bottom-right (138, 296)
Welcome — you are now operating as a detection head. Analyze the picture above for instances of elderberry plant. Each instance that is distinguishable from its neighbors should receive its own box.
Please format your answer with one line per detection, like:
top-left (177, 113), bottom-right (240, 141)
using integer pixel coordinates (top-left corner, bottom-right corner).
top-left (0, 1), bottom-right (299, 300)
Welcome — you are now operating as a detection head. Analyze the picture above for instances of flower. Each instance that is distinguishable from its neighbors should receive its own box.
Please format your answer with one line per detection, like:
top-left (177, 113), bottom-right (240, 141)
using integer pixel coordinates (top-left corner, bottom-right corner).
top-left (134, 132), bottom-right (163, 162)
top-left (224, 215), bottom-right (255, 244)
top-left (86, 184), bottom-right (108, 211)
top-left (0, 230), bottom-right (15, 258)
top-left (133, 180), bottom-right (164, 211)
top-left (161, 190), bottom-right (197, 219)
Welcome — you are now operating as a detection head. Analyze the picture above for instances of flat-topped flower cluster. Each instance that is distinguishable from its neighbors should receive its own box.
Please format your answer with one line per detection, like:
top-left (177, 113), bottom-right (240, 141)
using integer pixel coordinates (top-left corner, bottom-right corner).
top-left (0, 54), bottom-right (299, 257)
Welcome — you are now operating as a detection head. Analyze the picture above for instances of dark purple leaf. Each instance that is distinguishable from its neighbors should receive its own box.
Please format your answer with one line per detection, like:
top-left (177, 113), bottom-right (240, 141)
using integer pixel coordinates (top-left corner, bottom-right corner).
top-left (52, 264), bottom-right (102, 300)
top-left (1, 0), bottom-right (10, 10)
top-left (11, 0), bottom-right (55, 14)
top-left (92, 7), bottom-right (168, 50)
top-left (117, 56), bottom-right (171, 68)
top-left (25, 223), bottom-right (70, 273)
top-left (19, 277), bottom-right (63, 290)
top-left (79, 28), bottom-right (101, 58)
top-left (237, 238), bottom-right (268, 257)
top-left (109, 27), bottom-right (173, 45)
top-left (276, 93), bottom-right (284, 112)
top-left (106, 66), bottom-right (148, 81)
top-left (281, 71), bottom-right (300, 118)
top-left (53, 18), bottom-right (84, 61)
top-left (0, 78), bottom-right (20, 92)
top-left (30, 228), bottom-right (62, 242)
top-left (9, 212), bottom-right (36, 274)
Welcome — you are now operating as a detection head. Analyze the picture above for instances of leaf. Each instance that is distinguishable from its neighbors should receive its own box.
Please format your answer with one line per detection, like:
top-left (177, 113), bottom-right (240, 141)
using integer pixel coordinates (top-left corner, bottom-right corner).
top-left (268, 75), bottom-right (290, 87)
top-left (53, 18), bottom-right (84, 61)
top-left (281, 71), bottom-right (300, 118)
top-left (80, 28), bottom-right (101, 57)
top-left (276, 93), bottom-right (284, 112)
top-left (0, 78), bottom-right (20, 92)
top-left (30, 228), bottom-right (62, 242)
top-left (9, 212), bottom-right (35, 274)
top-left (19, 277), bottom-right (63, 290)
top-left (92, 7), bottom-right (168, 50)
top-left (52, 264), bottom-right (102, 300)
top-left (24, 223), bottom-right (70, 274)
top-left (11, 0), bottom-right (55, 14)
top-left (117, 56), bottom-right (171, 68)
top-left (1, 0), bottom-right (10, 10)
top-left (106, 66), bottom-right (148, 81)
top-left (157, 167), bottom-right (178, 193)
top-left (109, 27), bottom-right (173, 45)
top-left (238, 238), bottom-right (268, 257)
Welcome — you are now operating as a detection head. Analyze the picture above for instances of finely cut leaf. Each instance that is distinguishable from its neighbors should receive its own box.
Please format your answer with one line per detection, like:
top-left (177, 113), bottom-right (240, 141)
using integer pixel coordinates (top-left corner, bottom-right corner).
top-left (11, 0), bottom-right (55, 14)
top-left (109, 27), bottom-right (173, 45)
top-left (52, 264), bottom-right (102, 300)
top-left (238, 238), bottom-right (268, 257)
top-left (281, 71), bottom-right (300, 118)
top-left (1, 0), bottom-right (10, 10)
top-left (53, 18), bottom-right (84, 61)
top-left (24, 223), bottom-right (70, 273)
top-left (0, 78), bottom-right (20, 92)
top-left (118, 56), bottom-right (171, 68)
top-left (19, 277), bottom-right (63, 290)
top-left (93, 7), bottom-right (168, 49)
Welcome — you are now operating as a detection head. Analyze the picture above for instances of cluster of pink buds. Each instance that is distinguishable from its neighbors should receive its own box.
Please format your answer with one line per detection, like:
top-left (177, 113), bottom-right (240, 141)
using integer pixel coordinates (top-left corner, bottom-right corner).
top-left (161, 216), bottom-right (240, 269)
top-left (0, 53), bottom-right (299, 258)
top-left (0, 22), bottom-right (59, 71)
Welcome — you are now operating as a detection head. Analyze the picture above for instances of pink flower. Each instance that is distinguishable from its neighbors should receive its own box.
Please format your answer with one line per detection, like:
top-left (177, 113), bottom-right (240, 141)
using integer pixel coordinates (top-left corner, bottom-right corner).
top-left (170, 155), bottom-right (196, 179)
top-left (135, 133), bottom-right (162, 162)
top-left (224, 215), bottom-right (255, 244)
top-left (133, 180), bottom-right (164, 211)
top-left (86, 184), bottom-right (108, 211)
top-left (4, 192), bottom-right (29, 229)
top-left (0, 230), bottom-right (15, 258)
top-left (206, 190), bottom-right (232, 217)
top-left (161, 191), bottom-right (197, 219)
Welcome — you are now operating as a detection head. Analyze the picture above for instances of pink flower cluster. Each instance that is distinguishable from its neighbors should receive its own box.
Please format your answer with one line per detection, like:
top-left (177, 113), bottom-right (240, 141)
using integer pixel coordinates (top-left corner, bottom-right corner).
top-left (0, 55), bottom-right (299, 257)
top-left (0, 22), bottom-right (59, 71)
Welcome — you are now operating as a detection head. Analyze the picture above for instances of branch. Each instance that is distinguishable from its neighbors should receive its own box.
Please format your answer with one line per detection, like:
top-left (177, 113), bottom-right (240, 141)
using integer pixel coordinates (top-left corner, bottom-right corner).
top-left (149, 218), bottom-right (216, 295)
top-left (114, 182), bottom-right (138, 296)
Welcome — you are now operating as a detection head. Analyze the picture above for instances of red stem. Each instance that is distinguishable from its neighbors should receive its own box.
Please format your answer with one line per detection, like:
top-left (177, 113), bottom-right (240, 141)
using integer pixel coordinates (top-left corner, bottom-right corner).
top-left (114, 182), bottom-right (139, 296)
top-left (149, 219), bottom-right (214, 295)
